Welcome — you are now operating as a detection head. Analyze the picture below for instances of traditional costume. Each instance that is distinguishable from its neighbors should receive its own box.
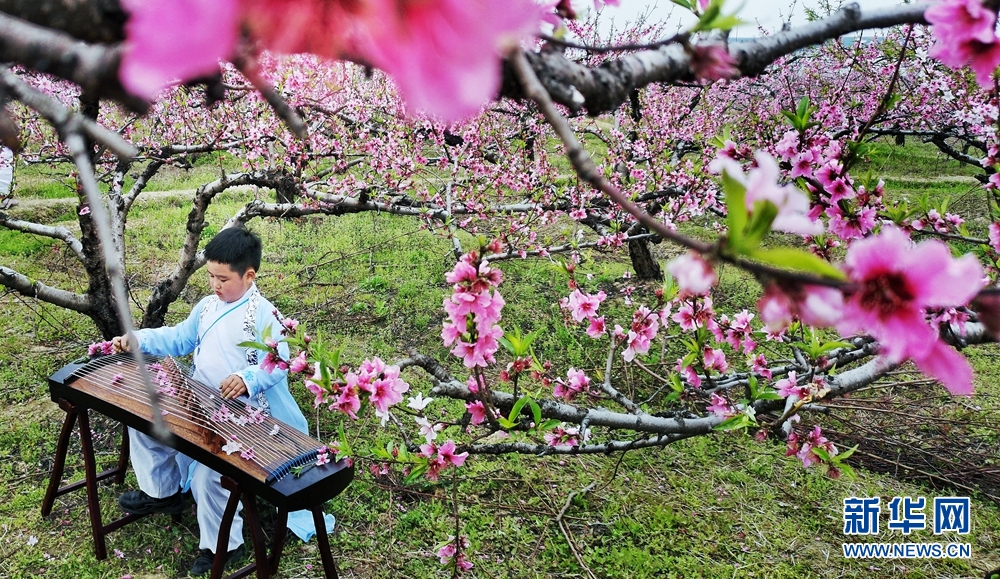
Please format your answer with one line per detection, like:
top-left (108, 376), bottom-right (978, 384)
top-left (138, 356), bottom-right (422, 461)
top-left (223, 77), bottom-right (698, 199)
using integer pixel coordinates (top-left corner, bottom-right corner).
top-left (127, 283), bottom-right (309, 552)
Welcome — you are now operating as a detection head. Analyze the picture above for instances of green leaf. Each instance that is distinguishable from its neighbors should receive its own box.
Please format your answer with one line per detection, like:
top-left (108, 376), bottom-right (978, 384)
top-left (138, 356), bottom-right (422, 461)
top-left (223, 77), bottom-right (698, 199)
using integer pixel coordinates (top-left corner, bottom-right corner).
top-left (742, 200), bottom-right (779, 250)
top-left (811, 446), bottom-right (832, 462)
top-left (527, 398), bottom-right (542, 426)
top-left (721, 169), bottom-right (748, 248)
top-left (670, 0), bottom-right (693, 9)
top-left (237, 340), bottom-right (270, 351)
top-left (836, 462), bottom-right (857, 480)
top-left (538, 419), bottom-right (562, 431)
top-left (703, 13), bottom-right (743, 31)
top-left (403, 463), bottom-right (429, 485)
top-left (796, 96), bottom-right (810, 119)
top-left (670, 373), bottom-right (684, 393)
top-left (780, 110), bottom-right (801, 131)
top-left (748, 247), bottom-right (847, 280)
top-left (816, 340), bottom-right (854, 355)
top-left (714, 414), bottom-right (751, 431)
top-left (835, 444), bottom-right (859, 462)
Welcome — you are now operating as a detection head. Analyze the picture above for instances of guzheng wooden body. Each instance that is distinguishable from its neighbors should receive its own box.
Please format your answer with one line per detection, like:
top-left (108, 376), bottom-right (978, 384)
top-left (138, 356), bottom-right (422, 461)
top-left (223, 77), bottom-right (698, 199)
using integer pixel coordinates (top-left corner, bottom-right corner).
top-left (47, 353), bottom-right (353, 511)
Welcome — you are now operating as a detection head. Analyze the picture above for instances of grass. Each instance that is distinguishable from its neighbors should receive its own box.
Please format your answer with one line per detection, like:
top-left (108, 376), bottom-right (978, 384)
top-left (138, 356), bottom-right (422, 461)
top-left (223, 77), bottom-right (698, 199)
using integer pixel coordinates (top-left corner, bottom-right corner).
top-left (1, 140), bottom-right (1000, 578)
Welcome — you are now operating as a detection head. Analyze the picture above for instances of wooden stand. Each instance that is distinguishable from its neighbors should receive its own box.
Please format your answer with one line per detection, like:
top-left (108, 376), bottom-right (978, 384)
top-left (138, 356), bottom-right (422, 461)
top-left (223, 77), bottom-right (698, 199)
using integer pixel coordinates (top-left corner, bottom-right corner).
top-left (41, 398), bottom-right (340, 579)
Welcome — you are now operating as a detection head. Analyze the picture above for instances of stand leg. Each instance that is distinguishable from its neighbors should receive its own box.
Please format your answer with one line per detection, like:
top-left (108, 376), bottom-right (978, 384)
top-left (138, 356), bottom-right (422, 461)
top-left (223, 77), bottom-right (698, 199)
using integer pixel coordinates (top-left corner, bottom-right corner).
top-left (268, 509), bottom-right (289, 576)
top-left (312, 507), bottom-right (339, 579)
top-left (41, 402), bottom-right (77, 517)
top-left (242, 491), bottom-right (269, 579)
top-left (212, 476), bottom-right (244, 579)
top-left (114, 422), bottom-right (130, 485)
top-left (78, 409), bottom-right (108, 560)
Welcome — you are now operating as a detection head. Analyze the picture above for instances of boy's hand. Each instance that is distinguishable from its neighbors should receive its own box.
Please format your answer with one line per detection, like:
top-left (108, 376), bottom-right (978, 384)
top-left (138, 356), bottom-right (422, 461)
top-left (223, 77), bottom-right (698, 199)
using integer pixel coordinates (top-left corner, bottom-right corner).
top-left (112, 335), bottom-right (132, 353)
top-left (220, 375), bottom-right (248, 400)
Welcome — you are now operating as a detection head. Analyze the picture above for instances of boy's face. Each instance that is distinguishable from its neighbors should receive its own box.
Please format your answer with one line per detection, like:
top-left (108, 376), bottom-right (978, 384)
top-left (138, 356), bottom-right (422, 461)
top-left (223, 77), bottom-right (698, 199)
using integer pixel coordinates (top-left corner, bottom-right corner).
top-left (206, 260), bottom-right (255, 303)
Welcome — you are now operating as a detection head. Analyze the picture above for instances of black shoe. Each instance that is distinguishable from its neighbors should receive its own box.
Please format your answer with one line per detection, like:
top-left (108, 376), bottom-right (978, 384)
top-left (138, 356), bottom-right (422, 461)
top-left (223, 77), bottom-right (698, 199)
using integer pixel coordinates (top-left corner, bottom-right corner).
top-left (190, 544), bottom-right (246, 576)
top-left (118, 490), bottom-right (186, 516)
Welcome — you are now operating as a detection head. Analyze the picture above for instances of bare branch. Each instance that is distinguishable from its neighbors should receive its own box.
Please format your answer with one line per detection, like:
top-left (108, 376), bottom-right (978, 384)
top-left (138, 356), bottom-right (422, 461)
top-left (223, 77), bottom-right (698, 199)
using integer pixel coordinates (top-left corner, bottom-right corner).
top-left (501, 3), bottom-right (930, 116)
top-left (0, 68), bottom-right (137, 160)
top-left (0, 265), bottom-right (92, 311)
top-left (0, 13), bottom-right (145, 113)
top-left (0, 212), bottom-right (85, 262)
top-left (0, 0), bottom-right (127, 43)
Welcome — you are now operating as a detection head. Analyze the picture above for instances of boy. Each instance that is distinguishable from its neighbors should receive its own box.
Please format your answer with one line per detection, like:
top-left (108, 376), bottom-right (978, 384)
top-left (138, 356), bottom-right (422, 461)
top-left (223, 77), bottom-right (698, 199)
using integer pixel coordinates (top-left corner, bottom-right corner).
top-left (112, 227), bottom-right (308, 575)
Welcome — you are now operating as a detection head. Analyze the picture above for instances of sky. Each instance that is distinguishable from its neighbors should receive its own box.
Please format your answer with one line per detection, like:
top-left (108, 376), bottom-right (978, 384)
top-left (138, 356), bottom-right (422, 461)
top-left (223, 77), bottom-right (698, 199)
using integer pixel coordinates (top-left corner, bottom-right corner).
top-left (596, 0), bottom-right (907, 37)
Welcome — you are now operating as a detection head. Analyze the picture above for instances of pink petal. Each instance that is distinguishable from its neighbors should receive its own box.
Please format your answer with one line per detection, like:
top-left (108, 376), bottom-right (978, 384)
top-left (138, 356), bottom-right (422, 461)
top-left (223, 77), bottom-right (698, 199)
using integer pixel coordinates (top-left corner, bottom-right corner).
top-left (877, 307), bottom-right (936, 363)
top-left (913, 339), bottom-right (975, 396)
top-left (904, 241), bottom-right (984, 307)
top-left (364, 0), bottom-right (542, 121)
top-left (120, 0), bottom-right (239, 99)
top-left (844, 226), bottom-right (909, 279)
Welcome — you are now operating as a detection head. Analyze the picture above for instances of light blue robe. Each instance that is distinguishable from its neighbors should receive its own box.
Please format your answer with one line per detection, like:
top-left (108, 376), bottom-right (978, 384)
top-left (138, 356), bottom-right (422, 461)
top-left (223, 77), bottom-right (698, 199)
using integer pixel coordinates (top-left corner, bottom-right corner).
top-left (128, 284), bottom-right (323, 551)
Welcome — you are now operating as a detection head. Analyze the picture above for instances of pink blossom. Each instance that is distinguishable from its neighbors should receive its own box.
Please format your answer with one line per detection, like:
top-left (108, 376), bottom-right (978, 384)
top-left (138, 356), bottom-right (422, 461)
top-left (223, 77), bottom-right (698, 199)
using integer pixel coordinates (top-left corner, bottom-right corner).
top-left (465, 400), bottom-right (487, 425)
top-left (288, 351), bottom-right (309, 374)
top-left (305, 377), bottom-right (327, 407)
top-left (368, 369), bottom-right (410, 414)
top-left (775, 371), bottom-right (808, 399)
top-left (838, 226), bottom-right (984, 395)
top-left (927, 0), bottom-right (1000, 86)
top-left (757, 282), bottom-right (844, 332)
top-left (702, 347), bottom-right (728, 373)
top-left (120, 0), bottom-right (239, 99)
top-left (989, 222), bottom-right (1000, 252)
top-left (706, 393), bottom-right (732, 418)
top-left (789, 151), bottom-right (814, 179)
top-left (363, 0), bottom-right (541, 121)
top-left (751, 354), bottom-right (772, 380)
top-left (331, 389), bottom-right (361, 419)
top-left (544, 423), bottom-right (584, 447)
top-left (666, 252), bottom-right (717, 296)
top-left (775, 130), bottom-right (800, 161)
top-left (562, 289), bottom-right (607, 322)
top-left (689, 44), bottom-right (738, 81)
top-left (714, 152), bottom-right (823, 235)
top-left (554, 368), bottom-right (590, 401)
top-left (675, 359), bottom-right (702, 389)
top-left (585, 316), bottom-right (607, 338)
top-left (437, 440), bottom-right (468, 467)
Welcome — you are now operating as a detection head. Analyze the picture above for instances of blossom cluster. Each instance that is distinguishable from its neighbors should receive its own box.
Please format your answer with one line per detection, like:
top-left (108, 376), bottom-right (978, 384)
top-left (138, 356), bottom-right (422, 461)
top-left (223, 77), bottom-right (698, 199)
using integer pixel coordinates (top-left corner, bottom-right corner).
top-left (418, 440), bottom-right (469, 481)
top-left (305, 356), bottom-right (410, 421)
top-left (120, 0), bottom-right (543, 121)
top-left (786, 425), bottom-right (839, 473)
top-left (441, 252), bottom-right (505, 368)
top-left (437, 535), bottom-right (473, 572)
top-left (88, 340), bottom-right (114, 357)
top-left (927, 0), bottom-right (1000, 87)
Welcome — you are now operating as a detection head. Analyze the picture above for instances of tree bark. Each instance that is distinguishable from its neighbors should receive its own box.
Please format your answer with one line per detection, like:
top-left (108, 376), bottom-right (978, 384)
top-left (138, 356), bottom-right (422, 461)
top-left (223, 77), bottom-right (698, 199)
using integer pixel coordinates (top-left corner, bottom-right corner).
top-left (627, 234), bottom-right (662, 281)
top-left (0, 0), bottom-right (127, 43)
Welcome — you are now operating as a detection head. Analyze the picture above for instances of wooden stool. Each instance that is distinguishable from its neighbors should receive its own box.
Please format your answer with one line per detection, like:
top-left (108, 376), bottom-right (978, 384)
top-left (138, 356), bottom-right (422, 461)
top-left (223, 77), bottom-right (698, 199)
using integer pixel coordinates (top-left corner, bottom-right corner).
top-left (42, 398), bottom-right (341, 579)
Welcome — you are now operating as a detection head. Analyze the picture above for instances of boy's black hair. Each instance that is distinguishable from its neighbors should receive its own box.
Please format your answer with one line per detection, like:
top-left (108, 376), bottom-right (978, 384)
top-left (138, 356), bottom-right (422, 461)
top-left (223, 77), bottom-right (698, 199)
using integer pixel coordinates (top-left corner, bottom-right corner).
top-left (203, 227), bottom-right (262, 275)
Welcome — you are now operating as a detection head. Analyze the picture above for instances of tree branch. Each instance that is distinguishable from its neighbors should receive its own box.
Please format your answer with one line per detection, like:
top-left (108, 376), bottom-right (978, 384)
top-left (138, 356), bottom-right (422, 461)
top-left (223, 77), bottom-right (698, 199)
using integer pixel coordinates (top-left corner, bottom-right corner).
top-left (0, 265), bottom-right (93, 311)
top-left (0, 212), bottom-right (85, 262)
top-left (0, 0), bottom-right (127, 43)
top-left (0, 13), bottom-right (146, 113)
top-left (0, 68), bottom-right (137, 160)
top-left (499, 4), bottom-right (930, 116)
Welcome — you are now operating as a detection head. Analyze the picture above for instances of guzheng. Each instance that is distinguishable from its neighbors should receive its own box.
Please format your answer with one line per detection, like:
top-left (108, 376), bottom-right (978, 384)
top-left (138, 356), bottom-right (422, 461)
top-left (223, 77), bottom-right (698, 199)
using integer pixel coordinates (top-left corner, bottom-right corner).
top-left (47, 352), bottom-right (353, 511)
